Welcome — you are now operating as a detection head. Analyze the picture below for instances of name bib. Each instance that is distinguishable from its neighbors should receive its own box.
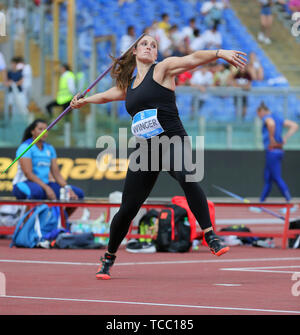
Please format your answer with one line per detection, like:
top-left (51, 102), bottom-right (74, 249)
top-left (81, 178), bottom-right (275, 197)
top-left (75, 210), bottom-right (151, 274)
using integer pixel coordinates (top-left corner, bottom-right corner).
top-left (131, 109), bottom-right (164, 139)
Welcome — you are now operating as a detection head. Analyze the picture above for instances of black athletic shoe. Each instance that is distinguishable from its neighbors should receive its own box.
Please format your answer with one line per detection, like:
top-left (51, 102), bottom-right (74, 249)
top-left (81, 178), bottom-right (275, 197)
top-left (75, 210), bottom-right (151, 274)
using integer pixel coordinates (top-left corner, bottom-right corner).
top-left (205, 231), bottom-right (230, 256)
top-left (126, 241), bottom-right (156, 253)
top-left (96, 252), bottom-right (116, 280)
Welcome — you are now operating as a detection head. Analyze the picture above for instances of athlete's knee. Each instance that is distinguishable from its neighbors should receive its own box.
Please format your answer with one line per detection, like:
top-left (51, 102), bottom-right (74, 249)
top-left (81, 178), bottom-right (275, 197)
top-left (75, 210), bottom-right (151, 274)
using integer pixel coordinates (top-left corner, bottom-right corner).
top-left (12, 184), bottom-right (28, 199)
top-left (12, 182), bottom-right (33, 199)
top-left (116, 203), bottom-right (140, 222)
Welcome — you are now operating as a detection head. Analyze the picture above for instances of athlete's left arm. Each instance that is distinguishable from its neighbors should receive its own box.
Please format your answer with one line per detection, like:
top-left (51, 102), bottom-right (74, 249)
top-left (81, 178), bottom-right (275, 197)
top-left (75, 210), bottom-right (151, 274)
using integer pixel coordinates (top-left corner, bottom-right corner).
top-left (160, 49), bottom-right (247, 77)
top-left (283, 119), bottom-right (299, 144)
top-left (50, 159), bottom-right (66, 187)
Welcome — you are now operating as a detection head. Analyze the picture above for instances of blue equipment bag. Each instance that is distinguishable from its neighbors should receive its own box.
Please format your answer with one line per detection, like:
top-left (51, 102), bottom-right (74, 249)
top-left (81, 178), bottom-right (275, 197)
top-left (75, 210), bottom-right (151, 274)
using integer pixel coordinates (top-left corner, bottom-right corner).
top-left (10, 204), bottom-right (62, 248)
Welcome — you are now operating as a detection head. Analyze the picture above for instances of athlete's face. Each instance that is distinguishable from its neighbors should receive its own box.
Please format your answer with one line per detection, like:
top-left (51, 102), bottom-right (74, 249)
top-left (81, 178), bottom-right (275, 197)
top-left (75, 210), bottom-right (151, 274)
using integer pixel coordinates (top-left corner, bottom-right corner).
top-left (257, 107), bottom-right (267, 119)
top-left (134, 36), bottom-right (158, 63)
top-left (31, 122), bottom-right (48, 141)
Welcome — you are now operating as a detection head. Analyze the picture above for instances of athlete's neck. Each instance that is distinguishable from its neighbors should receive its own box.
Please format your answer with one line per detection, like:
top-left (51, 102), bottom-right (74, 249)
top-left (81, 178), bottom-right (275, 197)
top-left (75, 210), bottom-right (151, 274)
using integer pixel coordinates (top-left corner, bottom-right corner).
top-left (135, 62), bottom-right (154, 80)
top-left (35, 140), bottom-right (43, 150)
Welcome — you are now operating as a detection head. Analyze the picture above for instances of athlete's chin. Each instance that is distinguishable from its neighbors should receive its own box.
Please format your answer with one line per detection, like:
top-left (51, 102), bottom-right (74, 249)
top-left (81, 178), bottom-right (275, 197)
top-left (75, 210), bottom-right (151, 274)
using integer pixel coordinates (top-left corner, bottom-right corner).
top-left (138, 55), bottom-right (156, 63)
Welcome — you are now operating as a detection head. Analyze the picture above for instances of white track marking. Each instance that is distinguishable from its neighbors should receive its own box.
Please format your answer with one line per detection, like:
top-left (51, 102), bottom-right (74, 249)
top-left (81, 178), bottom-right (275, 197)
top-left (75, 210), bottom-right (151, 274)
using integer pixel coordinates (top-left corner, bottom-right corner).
top-left (216, 218), bottom-right (283, 224)
top-left (214, 283), bottom-right (242, 287)
top-left (0, 257), bottom-right (300, 267)
top-left (1, 295), bottom-right (300, 314)
top-left (221, 265), bottom-right (300, 274)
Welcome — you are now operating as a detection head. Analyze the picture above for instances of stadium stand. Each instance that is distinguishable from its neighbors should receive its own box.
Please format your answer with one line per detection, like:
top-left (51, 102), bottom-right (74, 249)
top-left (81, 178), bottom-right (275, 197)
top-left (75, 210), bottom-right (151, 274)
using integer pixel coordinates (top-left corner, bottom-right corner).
top-left (73, 0), bottom-right (299, 125)
top-left (0, 0), bottom-right (299, 149)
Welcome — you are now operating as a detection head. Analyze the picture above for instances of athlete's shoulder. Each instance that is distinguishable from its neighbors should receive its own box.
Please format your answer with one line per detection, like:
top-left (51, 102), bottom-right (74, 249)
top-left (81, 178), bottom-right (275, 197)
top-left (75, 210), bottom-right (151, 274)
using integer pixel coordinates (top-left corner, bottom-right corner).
top-left (44, 142), bottom-right (56, 155)
top-left (16, 139), bottom-right (34, 156)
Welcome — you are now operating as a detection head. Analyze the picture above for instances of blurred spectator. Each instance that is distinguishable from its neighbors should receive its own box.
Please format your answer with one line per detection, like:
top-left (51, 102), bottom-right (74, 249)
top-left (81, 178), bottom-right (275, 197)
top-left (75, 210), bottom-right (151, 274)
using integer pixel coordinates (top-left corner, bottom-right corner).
top-left (289, 0), bottom-right (300, 12)
top-left (156, 24), bottom-right (172, 58)
top-left (78, 25), bottom-right (93, 58)
top-left (0, 10), bottom-right (5, 37)
top-left (181, 17), bottom-right (197, 44)
top-left (5, 57), bottom-right (23, 90)
top-left (247, 52), bottom-right (264, 81)
top-left (120, 25), bottom-right (136, 54)
top-left (228, 67), bottom-right (253, 119)
top-left (0, 51), bottom-right (7, 82)
top-left (46, 63), bottom-right (76, 117)
top-left (78, 8), bottom-right (94, 30)
top-left (158, 13), bottom-right (171, 34)
top-left (257, 0), bottom-right (273, 44)
top-left (190, 64), bottom-right (214, 109)
top-left (147, 20), bottom-right (161, 41)
top-left (146, 20), bottom-right (165, 60)
top-left (43, 5), bottom-right (53, 55)
top-left (4, 56), bottom-right (27, 117)
top-left (189, 28), bottom-right (205, 52)
top-left (201, 0), bottom-right (227, 28)
top-left (213, 62), bottom-right (231, 86)
top-left (7, 0), bottom-right (26, 41)
top-left (15, 56), bottom-right (32, 107)
top-left (200, 22), bottom-right (222, 49)
top-left (169, 24), bottom-right (186, 56)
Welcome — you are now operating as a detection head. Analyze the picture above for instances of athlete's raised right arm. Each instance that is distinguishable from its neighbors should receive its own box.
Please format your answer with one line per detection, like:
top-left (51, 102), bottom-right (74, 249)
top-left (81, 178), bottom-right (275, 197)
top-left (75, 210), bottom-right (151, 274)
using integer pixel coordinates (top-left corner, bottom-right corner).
top-left (70, 86), bottom-right (126, 109)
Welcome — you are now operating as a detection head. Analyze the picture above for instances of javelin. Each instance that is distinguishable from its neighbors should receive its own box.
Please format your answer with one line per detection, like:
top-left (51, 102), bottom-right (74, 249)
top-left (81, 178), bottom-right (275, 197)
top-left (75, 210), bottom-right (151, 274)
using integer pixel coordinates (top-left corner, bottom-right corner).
top-left (212, 184), bottom-right (285, 221)
top-left (1, 34), bottom-right (145, 175)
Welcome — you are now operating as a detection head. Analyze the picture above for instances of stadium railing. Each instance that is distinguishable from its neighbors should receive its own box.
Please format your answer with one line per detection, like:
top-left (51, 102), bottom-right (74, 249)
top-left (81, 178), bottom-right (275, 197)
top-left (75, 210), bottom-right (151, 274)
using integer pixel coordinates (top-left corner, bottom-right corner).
top-left (0, 198), bottom-right (299, 249)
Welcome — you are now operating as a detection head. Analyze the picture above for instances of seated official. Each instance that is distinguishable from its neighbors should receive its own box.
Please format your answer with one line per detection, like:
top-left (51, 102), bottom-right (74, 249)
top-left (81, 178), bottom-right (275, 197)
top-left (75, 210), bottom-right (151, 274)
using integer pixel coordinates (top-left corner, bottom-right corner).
top-left (12, 119), bottom-right (84, 214)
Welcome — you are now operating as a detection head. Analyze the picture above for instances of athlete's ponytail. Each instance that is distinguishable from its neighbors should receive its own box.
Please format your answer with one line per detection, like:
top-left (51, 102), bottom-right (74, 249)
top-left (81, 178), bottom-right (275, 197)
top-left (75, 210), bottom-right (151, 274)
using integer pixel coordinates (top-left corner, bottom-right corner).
top-left (21, 119), bottom-right (47, 143)
top-left (110, 50), bottom-right (136, 91)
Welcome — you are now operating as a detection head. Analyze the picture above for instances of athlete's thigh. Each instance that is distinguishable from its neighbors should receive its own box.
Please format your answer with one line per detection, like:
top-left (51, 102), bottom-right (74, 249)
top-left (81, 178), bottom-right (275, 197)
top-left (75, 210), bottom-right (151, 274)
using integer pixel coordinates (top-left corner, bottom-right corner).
top-left (121, 167), bottom-right (160, 205)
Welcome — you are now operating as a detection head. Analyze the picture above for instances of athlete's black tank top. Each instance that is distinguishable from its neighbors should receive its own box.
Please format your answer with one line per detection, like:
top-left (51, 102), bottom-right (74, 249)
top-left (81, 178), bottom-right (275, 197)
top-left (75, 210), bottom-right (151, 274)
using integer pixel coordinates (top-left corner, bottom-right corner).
top-left (125, 63), bottom-right (187, 137)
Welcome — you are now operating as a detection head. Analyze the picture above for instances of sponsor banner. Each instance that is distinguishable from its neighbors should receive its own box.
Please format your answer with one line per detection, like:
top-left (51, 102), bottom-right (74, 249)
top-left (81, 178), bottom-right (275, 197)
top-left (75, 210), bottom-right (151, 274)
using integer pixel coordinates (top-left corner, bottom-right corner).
top-left (0, 148), bottom-right (299, 198)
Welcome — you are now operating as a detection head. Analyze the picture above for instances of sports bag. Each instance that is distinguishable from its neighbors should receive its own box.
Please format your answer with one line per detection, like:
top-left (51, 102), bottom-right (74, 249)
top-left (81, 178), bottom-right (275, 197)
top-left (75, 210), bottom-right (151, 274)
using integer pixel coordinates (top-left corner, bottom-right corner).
top-left (137, 209), bottom-right (159, 243)
top-left (289, 219), bottom-right (300, 249)
top-left (10, 204), bottom-right (62, 248)
top-left (171, 196), bottom-right (216, 246)
top-left (156, 204), bottom-right (191, 253)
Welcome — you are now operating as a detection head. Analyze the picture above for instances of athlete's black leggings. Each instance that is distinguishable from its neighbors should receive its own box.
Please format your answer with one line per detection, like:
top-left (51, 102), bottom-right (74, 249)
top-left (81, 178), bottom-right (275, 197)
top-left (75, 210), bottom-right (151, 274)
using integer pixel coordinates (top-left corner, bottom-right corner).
top-left (107, 137), bottom-right (213, 254)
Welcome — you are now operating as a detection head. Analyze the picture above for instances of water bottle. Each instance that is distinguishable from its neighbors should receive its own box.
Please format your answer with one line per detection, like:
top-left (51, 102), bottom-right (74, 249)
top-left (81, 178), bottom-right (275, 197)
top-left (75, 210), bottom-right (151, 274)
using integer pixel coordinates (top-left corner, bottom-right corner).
top-left (59, 187), bottom-right (65, 200)
top-left (64, 185), bottom-right (71, 201)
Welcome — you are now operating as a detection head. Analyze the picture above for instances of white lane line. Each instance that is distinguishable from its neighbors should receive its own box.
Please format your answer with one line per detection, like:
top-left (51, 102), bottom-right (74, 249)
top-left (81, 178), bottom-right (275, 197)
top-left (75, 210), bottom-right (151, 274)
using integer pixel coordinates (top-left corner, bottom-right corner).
top-left (221, 265), bottom-right (300, 274)
top-left (1, 295), bottom-right (300, 314)
top-left (216, 218), bottom-right (283, 224)
top-left (214, 283), bottom-right (242, 287)
top-left (0, 257), bottom-right (300, 267)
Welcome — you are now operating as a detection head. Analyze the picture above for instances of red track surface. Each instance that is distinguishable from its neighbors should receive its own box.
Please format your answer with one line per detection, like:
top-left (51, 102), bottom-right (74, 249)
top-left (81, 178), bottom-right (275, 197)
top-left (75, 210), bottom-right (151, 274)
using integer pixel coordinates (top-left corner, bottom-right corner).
top-left (1, 238), bottom-right (300, 316)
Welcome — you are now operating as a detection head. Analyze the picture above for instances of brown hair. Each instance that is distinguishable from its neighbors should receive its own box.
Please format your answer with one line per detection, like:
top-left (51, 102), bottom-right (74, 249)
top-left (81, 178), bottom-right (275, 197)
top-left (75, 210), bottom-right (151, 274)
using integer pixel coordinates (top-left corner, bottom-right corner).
top-left (257, 101), bottom-right (269, 112)
top-left (110, 50), bottom-right (136, 91)
top-left (110, 34), bottom-right (157, 91)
